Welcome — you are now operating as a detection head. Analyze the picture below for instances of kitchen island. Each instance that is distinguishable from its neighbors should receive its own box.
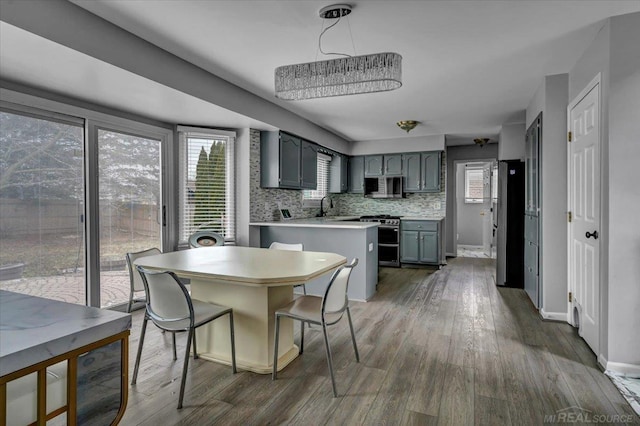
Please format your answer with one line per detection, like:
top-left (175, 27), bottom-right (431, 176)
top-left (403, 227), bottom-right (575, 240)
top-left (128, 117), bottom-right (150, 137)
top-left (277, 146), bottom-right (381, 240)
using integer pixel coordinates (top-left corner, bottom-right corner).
top-left (0, 290), bottom-right (131, 425)
top-left (249, 218), bottom-right (378, 301)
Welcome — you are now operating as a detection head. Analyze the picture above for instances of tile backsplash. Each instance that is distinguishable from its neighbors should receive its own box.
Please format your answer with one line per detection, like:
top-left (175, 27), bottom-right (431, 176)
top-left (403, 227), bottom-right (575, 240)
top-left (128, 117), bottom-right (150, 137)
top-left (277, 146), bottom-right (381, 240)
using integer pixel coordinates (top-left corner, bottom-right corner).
top-left (250, 129), bottom-right (447, 221)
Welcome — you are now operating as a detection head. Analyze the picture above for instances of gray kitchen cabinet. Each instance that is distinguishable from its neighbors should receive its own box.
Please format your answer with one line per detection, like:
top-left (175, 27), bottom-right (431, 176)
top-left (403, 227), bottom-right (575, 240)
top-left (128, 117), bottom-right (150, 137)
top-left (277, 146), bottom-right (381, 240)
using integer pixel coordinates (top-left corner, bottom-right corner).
top-left (402, 151), bottom-right (442, 193)
top-left (384, 154), bottom-right (403, 176)
top-left (364, 155), bottom-right (383, 177)
top-left (400, 230), bottom-right (420, 262)
top-left (400, 219), bottom-right (444, 266)
top-left (329, 153), bottom-right (348, 193)
top-left (260, 131), bottom-right (317, 190)
top-left (402, 153), bottom-right (421, 192)
top-left (300, 140), bottom-right (317, 189)
top-left (279, 132), bottom-right (301, 188)
top-left (422, 151), bottom-right (441, 192)
top-left (348, 156), bottom-right (364, 193)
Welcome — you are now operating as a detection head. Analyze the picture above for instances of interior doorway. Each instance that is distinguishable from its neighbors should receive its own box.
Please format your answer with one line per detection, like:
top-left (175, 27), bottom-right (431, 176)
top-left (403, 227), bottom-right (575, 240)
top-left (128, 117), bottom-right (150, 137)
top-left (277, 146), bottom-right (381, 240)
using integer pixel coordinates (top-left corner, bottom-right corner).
top-left (568, 75), bottom-right (601, 356)
top-left (455, 160), bottom-right (497, 258)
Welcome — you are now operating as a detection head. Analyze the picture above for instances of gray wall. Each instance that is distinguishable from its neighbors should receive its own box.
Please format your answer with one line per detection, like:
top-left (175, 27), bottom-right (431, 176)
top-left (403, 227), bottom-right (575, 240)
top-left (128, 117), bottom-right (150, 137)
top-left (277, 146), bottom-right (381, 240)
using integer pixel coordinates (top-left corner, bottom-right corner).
top-left (445, 144), bottom-right (498, 256)
top-left (455, 163), bottom-right (484, 246)
top-left (499, 122), bottom-right (526, 161)
top-left (606, 12), bottom-right (640, 370)
top-left (525, 73), bottom-right (569, 316)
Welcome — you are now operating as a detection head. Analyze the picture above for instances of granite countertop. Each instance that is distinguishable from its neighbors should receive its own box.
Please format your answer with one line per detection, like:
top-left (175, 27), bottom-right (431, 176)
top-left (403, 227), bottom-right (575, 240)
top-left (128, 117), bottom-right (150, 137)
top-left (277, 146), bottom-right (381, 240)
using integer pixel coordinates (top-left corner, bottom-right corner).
top-left (0, 290), bottom-right (131, 376)
top-left (250, 216), bottom-right (377, 229)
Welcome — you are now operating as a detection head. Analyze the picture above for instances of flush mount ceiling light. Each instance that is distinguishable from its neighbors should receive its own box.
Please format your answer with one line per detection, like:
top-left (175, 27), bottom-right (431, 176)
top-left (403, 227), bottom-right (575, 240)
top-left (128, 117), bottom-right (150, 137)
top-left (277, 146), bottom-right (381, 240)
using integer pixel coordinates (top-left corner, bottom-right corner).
top-left (274, 4), bottom-right (402, 101)
top-left (397, 120), bottom-right (419, 133)
top-left (474, 138), bottom-right (491, 147)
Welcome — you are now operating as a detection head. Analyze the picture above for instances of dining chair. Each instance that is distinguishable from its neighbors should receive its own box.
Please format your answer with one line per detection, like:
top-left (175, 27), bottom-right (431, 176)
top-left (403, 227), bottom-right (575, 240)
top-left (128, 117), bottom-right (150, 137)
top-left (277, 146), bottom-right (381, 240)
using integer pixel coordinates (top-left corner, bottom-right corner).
top-left (131, 266), bottom-right (237, 409)
top-left (125, 247), bottom-right (161, 313)
top-left (272, 258), bottom-right (359, 397)
top-left (268, 242), bottom-right (306, 295)
top-left (188, 230), bottom-right (225, 248)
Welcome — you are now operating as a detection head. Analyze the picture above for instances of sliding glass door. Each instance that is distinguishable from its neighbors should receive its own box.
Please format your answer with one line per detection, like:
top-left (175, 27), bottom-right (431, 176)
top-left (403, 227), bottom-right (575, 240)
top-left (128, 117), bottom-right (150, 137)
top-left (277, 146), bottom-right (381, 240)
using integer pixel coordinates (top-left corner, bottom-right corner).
top-left (0, 107), bottom-right (86, 303)
top-left (97, 128), bottom-right (162, 308)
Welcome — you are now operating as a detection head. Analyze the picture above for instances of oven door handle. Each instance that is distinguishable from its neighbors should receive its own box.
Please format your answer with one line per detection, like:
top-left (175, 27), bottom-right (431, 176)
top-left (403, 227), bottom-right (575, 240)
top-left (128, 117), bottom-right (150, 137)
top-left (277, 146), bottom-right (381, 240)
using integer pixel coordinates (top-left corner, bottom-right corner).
top-left (379, 226), bottom-right (398, 231)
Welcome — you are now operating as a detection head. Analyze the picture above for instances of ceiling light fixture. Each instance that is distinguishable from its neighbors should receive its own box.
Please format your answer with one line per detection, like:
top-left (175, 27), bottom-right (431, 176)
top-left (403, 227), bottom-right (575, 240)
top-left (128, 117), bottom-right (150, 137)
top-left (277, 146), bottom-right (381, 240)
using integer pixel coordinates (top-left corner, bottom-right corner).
top-left (397, 120), bottom-right (419, 133)
top-left (474, 138), bottom-right (491, 147)
top-left (274, 4), bottom-right (402, 101)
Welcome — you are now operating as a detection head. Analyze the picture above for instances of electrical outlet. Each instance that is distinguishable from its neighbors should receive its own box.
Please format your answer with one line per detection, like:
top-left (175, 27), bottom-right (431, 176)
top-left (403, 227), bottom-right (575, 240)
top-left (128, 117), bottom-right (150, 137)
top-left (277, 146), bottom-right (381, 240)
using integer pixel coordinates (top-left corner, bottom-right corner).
top-left (264, 202), bottom-right (269, 212)
top-left (433, 202), bottom-right (441, 209)
top-left (369, 243), bottom-right (374, 252)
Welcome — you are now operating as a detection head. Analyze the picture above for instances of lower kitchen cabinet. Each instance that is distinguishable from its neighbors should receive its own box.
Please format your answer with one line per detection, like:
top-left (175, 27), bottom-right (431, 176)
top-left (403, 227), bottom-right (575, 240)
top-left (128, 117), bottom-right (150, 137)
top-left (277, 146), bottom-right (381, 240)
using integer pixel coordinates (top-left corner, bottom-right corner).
top-left (400, 219), bottom-right (444, 266)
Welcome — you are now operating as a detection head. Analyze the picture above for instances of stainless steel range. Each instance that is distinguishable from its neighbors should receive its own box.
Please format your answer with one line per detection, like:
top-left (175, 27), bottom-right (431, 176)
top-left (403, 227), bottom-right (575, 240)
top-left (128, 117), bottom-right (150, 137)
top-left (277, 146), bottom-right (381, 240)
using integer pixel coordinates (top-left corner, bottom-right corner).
top-left (360, 215), bottom-right (401, 267)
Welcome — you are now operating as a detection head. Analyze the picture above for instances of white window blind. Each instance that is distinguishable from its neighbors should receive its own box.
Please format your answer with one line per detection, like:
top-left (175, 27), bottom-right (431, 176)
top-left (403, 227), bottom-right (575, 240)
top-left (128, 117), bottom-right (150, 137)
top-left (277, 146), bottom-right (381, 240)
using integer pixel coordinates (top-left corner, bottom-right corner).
top-left (464, 167), bottom-right (484, 203)
top-left (303, 153), bottom-right (331, 204)
top-left (178, 127), bottom-right (235, 245)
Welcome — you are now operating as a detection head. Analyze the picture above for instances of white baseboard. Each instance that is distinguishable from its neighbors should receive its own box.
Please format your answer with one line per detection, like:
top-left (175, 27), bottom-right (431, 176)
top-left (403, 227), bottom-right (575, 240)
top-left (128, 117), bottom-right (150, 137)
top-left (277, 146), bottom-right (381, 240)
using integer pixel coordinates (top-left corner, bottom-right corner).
top-left (540, 308), bottom-right (568, 322)
top-left (602, 358), bottom-right (640, 378)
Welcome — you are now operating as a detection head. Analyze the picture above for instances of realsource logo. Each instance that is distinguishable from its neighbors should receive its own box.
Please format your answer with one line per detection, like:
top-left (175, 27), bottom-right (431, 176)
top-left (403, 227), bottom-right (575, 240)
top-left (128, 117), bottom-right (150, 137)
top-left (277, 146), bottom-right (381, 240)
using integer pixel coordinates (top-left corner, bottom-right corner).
top-left (544, 406), bottom-right (634, 423)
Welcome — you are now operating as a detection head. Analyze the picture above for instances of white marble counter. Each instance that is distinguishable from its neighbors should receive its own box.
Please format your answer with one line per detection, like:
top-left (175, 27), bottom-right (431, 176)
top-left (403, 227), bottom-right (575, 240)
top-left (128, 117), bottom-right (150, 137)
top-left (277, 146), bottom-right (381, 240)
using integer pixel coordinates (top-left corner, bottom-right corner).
top-left (0, 290), bottom-right (131, 377)
top-left (250, 217), bottom-right (376, 229)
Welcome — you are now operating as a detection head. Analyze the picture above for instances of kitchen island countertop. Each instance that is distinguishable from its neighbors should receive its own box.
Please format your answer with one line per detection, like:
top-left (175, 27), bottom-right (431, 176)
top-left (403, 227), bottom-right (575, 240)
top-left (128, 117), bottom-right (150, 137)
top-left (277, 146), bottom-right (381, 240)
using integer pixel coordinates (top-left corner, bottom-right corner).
top-left (250, 217), bottom-right (376, 229)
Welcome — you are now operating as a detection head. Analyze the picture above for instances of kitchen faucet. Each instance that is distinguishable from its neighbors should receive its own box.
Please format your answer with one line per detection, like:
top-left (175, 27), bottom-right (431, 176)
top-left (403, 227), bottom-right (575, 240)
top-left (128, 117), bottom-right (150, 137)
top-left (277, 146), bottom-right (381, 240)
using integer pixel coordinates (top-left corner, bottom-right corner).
top-left (317, 195), bottom-right (333, 217)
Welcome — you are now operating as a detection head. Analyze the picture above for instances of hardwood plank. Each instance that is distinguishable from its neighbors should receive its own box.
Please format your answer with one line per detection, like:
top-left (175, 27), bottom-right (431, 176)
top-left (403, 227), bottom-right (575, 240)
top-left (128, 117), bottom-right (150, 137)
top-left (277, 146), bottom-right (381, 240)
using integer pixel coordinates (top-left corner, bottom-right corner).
top-left (474, 350), bottom-right (507, 400)
top-left (474, 395), bottom-right (511, 426)
top-left (406, 333), bottom-right (450, 416)
top-left (436, 363), bottom-right (474, 426)
top-left (501, 351), bottom-right (546, 425)
top-left (447, 313), bottom-right (475, 368)
top-left (403, 410), bottom-right (439, 426)
top-left (364, 342), bottom-right (422, 424)
top-left (324, 365), bottom-right (387, 425)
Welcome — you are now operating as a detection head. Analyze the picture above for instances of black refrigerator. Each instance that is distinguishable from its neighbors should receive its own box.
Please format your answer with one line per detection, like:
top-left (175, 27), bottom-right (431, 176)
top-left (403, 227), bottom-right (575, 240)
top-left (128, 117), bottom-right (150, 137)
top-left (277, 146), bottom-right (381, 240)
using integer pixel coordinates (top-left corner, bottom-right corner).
top-left (496, 160), bottom-right (525, 287)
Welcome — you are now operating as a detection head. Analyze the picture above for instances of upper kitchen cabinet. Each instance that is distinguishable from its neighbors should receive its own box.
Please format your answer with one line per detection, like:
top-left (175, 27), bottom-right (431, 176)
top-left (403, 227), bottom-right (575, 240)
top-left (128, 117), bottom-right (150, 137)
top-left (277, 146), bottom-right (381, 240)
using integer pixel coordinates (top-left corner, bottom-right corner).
top-left (300, 140), bottom-right (317, 189)
top-left (364, 155), bottom-right (384, 177)
top-left (348, 155), bottom-right (364, 193)
top-left (384, 154), bottom-right (403, 176)
top-left (260, 131), bottom-right (317, 189)
top-left (329, 153), bottom-right (349, 193)
top-left (402, 151), bottom-right (441, 193)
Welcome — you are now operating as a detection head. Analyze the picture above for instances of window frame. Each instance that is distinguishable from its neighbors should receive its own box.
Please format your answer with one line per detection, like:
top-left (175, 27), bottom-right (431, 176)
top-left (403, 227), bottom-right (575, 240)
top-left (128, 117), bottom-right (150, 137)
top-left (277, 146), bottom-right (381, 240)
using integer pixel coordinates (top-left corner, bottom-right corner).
top-left (464, 166), bottom-right (484, 204)
top-left (177, 126), bottom-right (236, 247)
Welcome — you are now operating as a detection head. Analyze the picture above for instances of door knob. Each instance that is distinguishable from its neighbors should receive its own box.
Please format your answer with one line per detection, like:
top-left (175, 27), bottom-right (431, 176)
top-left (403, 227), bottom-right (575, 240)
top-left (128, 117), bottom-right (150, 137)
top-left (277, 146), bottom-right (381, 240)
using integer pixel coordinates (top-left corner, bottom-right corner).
top-left (585, 230), bottom-right (599, 240)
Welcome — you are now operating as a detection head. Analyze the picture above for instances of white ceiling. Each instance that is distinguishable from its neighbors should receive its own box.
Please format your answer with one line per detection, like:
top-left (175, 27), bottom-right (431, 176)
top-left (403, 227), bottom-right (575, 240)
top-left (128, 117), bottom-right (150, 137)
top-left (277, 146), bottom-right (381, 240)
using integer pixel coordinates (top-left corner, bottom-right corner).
top-left (3, 1), bottom-right (640, 144)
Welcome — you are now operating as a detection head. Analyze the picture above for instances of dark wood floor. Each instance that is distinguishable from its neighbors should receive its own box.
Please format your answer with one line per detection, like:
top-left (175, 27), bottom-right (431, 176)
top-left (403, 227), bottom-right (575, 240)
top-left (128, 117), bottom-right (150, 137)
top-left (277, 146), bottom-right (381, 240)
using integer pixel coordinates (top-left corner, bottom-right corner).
top-left (121, 257), bottom-right (638, 425)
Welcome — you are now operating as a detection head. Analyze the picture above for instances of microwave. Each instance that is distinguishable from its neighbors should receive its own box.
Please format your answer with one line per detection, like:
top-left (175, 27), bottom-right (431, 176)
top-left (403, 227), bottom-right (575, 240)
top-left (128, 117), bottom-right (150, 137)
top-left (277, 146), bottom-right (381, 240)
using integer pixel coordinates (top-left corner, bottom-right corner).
top-left (364, 177), bottom-right (405, 198)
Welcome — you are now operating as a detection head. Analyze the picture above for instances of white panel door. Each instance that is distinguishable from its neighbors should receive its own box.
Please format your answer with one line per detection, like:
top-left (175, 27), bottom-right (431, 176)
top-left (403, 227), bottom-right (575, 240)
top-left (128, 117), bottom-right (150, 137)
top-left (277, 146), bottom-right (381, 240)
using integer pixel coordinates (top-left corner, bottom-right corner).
top-left (569, 82), bottom-right (600, 355)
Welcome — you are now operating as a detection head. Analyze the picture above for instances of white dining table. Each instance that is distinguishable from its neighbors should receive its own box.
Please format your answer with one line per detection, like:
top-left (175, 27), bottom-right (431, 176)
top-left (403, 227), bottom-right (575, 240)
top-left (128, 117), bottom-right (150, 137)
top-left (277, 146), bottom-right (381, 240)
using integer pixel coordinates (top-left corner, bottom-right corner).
top-left (134, 246), bottom-right (346, 374)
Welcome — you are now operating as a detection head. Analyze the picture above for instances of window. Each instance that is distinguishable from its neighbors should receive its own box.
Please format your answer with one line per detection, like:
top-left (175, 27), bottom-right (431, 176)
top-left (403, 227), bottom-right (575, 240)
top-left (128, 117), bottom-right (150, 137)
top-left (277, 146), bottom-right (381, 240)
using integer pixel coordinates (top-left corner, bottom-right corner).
top-left (302, 153), bottom-right (331, 206)
top-left (464, 167), bottom-right (484, 203)
top-left (0, 105), bottom-right (85, 304)
top-left (178, 126), bottom-right (235, 245)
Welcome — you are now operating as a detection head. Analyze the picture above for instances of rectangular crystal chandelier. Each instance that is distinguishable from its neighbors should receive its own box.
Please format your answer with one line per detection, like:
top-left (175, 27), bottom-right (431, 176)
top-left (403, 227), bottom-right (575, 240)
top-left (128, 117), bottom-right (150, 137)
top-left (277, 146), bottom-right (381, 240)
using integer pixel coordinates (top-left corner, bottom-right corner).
top-left (275, 52), bottom-right (402, 101)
